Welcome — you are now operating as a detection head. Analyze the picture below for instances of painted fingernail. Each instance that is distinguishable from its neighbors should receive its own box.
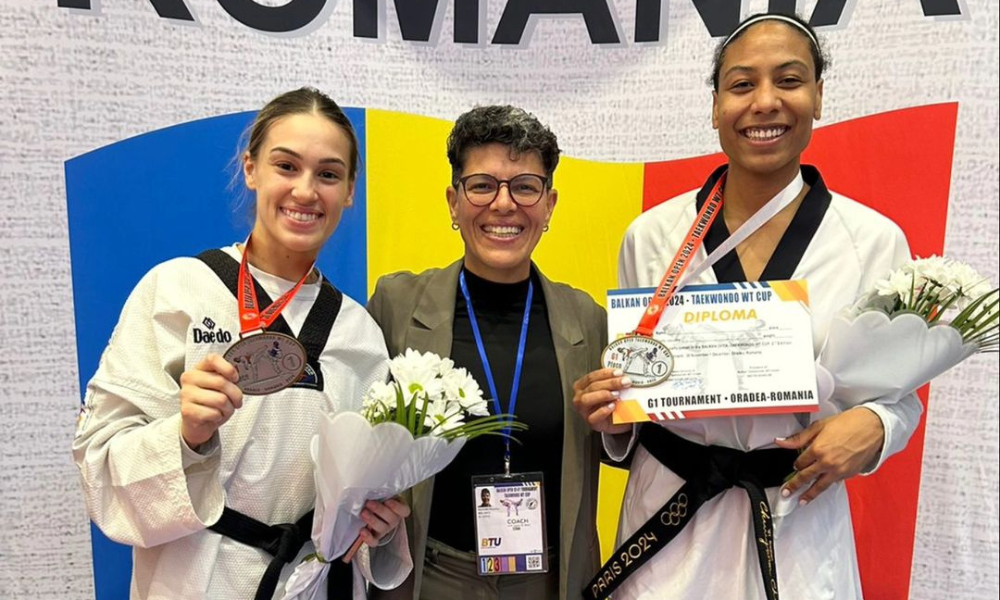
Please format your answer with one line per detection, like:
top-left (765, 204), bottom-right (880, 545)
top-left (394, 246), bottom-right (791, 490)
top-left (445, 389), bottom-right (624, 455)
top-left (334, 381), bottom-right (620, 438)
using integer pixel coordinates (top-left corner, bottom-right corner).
top-left (613, 369), bottom-right (624, 377)
top-left (775, 436), bottom-right (786, 442)
top-left (610, 390), bottom-right (620, 398)
top-left (621, 377), bottom-right (632, 387)
top-left (799, 498), bottom-right (809, 506)
top-left (606, 403), bottom-right (617, 411)
top-left (781, 488), bottom-right (791, 498)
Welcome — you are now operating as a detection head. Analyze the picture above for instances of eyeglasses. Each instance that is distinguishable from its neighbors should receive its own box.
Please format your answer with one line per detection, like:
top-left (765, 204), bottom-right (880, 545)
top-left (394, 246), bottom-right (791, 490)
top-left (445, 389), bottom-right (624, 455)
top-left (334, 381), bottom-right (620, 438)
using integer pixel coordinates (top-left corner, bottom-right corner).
top-left (455, 173), bottom-right (550, 207)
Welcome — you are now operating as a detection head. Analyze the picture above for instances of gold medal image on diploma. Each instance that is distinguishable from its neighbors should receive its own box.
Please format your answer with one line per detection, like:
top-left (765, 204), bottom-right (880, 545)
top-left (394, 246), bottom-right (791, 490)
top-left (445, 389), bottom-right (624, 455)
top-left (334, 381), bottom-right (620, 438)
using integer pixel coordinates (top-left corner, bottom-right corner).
top-left (222, 240), bottom-right (309, 395)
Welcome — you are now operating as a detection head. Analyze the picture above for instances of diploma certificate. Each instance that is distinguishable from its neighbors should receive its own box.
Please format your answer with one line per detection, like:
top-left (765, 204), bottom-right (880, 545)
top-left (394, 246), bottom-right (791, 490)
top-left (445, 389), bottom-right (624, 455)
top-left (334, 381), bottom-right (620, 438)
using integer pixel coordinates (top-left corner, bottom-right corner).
top-left (607, 280), bottom-right (819, 423)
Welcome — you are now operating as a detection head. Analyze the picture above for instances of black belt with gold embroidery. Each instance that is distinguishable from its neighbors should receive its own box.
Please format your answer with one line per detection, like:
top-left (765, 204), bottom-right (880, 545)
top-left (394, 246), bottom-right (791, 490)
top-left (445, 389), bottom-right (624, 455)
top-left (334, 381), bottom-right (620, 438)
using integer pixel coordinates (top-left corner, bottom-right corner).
top-left (584, 424), bottom-right (796, 600)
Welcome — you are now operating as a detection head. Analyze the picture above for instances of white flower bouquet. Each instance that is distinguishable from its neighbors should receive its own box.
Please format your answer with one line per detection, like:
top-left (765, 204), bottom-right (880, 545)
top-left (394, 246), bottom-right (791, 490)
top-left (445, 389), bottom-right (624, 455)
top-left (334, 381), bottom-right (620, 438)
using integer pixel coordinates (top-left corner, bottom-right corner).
top-left (816, 256), bottom-right (997, 411)
top-left (280, 350), bottom-right (526, 600)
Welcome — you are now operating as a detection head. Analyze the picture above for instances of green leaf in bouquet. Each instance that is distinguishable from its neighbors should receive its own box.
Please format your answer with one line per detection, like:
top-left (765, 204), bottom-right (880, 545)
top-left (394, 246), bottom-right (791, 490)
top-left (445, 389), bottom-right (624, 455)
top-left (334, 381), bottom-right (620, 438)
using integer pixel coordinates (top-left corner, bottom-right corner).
top-left (437, 413), bottom-right (529, 442)
top-left (414, 392), bottom-right (431, 437)
top-left (407, 388), bottom-right (418, 434)
top-left (913, 280), bottom-right (946, 319)
top-left (927, 289), bottom-right (961, 323)
top-left (395, 384), bottom-right (407, 427)
top-left (951, 288), bottom-right (999, 348)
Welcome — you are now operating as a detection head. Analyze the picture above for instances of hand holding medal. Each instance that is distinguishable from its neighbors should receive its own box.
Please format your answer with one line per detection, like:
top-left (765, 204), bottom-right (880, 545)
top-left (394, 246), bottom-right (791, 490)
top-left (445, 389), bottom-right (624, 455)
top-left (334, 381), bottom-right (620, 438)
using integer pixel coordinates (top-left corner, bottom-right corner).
top-left (222, 239), bottom-right (310, 395)
top-left (574, 173), bottom-right (729, 434)
top-left (179, 353), bottom-right (244, 449)
top-left (571, 368), bottom-right (633, 435)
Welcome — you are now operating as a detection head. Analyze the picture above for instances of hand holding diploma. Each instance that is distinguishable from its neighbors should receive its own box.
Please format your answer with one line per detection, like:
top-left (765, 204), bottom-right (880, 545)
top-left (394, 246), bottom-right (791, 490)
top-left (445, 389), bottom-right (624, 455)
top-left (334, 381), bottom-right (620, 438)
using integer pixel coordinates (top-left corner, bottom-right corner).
top-left (572, 368), bottom-right (633, 435)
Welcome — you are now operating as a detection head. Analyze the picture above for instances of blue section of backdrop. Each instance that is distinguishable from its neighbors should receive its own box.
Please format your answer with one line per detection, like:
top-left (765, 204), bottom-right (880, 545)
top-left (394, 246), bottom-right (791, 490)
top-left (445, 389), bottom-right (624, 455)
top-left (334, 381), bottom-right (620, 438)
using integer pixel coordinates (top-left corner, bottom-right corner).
top-left (66, 108), bottom-right (369, 599)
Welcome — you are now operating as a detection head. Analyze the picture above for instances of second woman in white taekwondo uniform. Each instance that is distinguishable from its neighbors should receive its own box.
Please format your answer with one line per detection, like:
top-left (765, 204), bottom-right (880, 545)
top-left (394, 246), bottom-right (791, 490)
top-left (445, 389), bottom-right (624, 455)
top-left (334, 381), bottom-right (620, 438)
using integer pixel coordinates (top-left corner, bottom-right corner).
top-left (573, 13), bottom-right (924, 600)
top-left (74, 88), bottom-right (412, 599)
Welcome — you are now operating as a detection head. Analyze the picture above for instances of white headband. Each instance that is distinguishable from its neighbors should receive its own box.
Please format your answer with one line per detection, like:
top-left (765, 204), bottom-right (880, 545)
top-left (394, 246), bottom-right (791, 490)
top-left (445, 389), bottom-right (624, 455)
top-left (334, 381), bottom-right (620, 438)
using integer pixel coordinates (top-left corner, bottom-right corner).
top-left (722, 14), bottom-right (819, 51)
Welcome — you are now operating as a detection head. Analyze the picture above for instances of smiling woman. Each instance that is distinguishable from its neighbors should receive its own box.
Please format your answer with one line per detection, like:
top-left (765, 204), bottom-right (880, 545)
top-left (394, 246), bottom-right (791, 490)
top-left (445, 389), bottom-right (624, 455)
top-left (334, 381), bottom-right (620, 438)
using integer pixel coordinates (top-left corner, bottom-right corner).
top-left (574, 13), bottom-right (924, 600)
top-left (446, 142), bottom-right (556, 284)
top-left (243, 112), bottom-right (356, 281)
top-left (368, 105), bottom-right (606, 600)
top-left (72, 88), bottom-right (413, 600)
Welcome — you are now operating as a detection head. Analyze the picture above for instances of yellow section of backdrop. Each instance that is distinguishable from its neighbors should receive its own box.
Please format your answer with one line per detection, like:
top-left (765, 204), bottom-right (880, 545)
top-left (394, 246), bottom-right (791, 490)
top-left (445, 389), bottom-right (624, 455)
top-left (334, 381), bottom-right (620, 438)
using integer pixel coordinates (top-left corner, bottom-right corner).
top-left (365, 108), bottom-right (642, 562)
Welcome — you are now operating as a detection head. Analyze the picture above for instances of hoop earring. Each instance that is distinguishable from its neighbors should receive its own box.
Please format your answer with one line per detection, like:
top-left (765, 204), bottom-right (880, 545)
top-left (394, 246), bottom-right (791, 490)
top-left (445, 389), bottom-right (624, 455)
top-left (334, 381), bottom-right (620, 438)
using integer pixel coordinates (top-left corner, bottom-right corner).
top-left (451, 222), bottom-right (460, 231)
top-left (543, 225), bottom-right (549, 233)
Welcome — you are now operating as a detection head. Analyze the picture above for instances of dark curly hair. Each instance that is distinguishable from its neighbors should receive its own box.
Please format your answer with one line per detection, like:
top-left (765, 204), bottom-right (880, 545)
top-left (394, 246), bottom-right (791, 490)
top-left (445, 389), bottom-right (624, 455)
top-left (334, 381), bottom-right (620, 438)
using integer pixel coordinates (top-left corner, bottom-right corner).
top-left (446, 105), bottom-right (560, 185)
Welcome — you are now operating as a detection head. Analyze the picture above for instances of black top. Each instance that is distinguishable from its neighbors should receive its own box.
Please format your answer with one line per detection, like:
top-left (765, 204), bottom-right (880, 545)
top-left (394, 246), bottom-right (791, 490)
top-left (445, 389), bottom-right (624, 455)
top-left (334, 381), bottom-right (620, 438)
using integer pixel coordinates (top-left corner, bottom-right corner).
top-left (427, 267), bottom-right (564, 553)
top-left (697, 164), bottom-right (833, 283)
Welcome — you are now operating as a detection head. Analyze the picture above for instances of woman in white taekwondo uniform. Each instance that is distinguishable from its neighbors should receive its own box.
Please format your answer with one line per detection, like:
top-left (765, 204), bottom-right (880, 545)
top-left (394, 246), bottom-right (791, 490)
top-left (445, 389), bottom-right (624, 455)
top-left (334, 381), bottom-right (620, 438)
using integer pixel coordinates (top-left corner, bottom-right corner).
top-left (73, 88), bottom-right (412, 600)
top-left (573, 13), bottom-right (924, 600)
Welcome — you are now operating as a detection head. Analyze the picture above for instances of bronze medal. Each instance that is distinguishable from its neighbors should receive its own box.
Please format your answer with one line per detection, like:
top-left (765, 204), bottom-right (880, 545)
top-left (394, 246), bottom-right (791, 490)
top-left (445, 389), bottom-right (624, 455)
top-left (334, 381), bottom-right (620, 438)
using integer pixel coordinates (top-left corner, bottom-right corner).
top-left (223, 331), bottom-right (307, 395)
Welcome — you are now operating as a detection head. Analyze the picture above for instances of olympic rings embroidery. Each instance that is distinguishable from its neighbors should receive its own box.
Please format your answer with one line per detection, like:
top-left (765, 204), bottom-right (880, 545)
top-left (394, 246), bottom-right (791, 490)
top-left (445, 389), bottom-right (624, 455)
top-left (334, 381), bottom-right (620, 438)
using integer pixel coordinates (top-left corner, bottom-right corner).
top-left (660, 493), bottom-right (689, 526)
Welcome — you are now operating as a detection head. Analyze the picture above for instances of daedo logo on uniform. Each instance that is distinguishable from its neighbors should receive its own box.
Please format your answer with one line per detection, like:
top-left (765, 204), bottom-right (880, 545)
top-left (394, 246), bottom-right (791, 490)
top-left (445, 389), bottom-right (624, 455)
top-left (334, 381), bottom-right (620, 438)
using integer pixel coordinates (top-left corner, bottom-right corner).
top-left (193, 316), bottom-right (233, 344)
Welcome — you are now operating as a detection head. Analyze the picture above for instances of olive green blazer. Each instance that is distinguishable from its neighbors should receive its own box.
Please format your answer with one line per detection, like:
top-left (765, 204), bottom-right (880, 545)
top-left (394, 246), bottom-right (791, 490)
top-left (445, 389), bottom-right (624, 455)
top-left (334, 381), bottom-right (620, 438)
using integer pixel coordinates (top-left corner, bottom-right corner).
top-left (367, 260), bottom-right (606, 600)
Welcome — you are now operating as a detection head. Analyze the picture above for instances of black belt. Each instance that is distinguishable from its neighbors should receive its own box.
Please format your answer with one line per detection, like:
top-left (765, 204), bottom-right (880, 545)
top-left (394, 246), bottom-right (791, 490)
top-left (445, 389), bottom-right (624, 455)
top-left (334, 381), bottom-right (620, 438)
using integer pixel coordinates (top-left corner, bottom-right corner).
top-left (209, 506), bottom-right (353, 600)
top-left (584, 424), bottom-right (797, 600)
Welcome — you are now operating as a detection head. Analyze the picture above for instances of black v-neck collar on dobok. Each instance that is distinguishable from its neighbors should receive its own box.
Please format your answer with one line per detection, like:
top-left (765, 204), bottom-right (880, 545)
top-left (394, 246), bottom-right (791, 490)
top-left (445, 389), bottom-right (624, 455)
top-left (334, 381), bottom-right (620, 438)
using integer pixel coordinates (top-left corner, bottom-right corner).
top-left (696, 165), bottom-right (832, 284)
top-left (196, 249), bottom-right (343, 362)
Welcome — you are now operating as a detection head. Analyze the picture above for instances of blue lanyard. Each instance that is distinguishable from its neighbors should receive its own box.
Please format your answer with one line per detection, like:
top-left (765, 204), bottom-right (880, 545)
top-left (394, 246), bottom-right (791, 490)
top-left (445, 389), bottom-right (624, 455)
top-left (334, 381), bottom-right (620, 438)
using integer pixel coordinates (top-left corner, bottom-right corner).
top-left (459, 270), bottom-right (533, 477)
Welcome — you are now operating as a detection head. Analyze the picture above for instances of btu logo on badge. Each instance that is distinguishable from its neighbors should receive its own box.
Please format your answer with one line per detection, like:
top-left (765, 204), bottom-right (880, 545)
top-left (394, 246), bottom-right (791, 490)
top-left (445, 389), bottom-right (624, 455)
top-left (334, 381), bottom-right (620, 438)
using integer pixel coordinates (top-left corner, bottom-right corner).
top-left (481, 537), bottom-right (502, 548)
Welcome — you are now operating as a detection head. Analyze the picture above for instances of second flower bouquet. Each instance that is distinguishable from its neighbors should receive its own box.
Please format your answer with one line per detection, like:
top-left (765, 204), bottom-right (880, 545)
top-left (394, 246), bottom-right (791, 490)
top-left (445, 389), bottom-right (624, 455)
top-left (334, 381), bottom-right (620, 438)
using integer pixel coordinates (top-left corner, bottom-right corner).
top-left (280, 349), bottom-right (526, 600)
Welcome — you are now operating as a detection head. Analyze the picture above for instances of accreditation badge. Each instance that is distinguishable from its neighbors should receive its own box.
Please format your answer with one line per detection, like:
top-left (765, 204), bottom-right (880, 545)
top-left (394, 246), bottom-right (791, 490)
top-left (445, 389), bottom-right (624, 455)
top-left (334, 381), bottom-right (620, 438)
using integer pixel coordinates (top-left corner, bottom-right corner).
top-left (472, 472), bottom-right (548, 576)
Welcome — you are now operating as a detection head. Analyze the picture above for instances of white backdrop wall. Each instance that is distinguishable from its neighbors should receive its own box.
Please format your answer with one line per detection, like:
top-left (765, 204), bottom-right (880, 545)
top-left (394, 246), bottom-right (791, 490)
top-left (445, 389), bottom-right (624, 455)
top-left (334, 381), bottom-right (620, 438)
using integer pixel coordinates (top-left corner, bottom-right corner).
top-left (1, 0), bottom-right (997, 598)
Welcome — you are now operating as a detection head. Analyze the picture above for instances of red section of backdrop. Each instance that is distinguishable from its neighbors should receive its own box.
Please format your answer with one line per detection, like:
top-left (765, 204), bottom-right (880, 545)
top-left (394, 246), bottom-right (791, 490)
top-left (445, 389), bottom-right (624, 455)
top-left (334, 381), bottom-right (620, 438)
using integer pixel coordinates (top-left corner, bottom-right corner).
top-left (642, 103), bottom-right (958, 600)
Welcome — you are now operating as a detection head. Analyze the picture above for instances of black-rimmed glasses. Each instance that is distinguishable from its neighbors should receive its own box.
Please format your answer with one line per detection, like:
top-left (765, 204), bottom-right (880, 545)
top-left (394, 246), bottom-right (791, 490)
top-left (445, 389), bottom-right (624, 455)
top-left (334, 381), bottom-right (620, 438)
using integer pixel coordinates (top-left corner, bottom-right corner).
top-left (455, 173), bottom-right (550, 207)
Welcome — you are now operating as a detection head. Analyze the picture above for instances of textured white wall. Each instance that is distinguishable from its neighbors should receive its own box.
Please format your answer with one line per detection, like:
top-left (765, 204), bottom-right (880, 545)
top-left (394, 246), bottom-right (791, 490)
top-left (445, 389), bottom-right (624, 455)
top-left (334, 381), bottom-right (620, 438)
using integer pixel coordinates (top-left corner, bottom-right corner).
top-left (0, 0), bottom-right (996, 597)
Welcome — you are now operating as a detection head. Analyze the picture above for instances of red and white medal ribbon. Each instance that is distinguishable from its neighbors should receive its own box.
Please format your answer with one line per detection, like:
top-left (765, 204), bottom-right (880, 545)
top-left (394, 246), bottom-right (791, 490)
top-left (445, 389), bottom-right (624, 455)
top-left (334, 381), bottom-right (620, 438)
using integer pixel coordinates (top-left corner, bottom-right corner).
top-left (223, 239), bottom-right (314, 395)
top-left (602, 170), bottom-right (805, 386)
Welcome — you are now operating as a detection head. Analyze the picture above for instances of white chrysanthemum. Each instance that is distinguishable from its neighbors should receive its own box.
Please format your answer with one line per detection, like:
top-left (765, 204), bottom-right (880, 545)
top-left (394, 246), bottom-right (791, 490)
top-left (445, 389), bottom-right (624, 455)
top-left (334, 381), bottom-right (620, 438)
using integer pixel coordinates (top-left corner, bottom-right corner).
top-left (463, 397), bottom-right (490, 417)
top-left (939, 261), bottom-right (991, 312)
top-left (906, 255), bottom-right (949, 286)
top-left (873, 269), bottom-right (916, 301)
top-left (362, 348), bottom-right (515, 439)
top-left (436, 356), bottom-right (456, 377)
top-left (390, 349), bottom-right (444, 406)
top-left (362, 380), bottom-right (397, 411)
top-left (946, 261), bottom-right (980, 293)
top-left (441, 367), bottom-right (487, 414)
top-left (424, 396), bottom-right (466, 435)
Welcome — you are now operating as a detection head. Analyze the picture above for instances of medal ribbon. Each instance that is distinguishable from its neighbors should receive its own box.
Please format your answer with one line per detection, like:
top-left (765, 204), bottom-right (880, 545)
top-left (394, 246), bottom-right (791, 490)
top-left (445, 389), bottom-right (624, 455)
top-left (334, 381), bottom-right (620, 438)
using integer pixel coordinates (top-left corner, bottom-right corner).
top-left (459, 270), bottom-right (532, 476)
top-left (634, 170), bottom-right (804, 337)
top-left (237, 239), bottom-right (315, 337)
